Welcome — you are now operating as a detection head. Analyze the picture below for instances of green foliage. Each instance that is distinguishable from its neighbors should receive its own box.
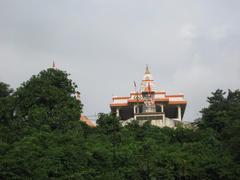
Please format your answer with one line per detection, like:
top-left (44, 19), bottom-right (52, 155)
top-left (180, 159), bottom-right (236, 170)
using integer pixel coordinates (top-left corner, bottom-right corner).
top-left (200, 89), bottom-right (240, 162)
top-left (12, 68), bottom-right (82, 131)
top-left (0, 70), bottom-right (239, 179)
top-left (0, 82), bottom-right (13, 98)
top-left (0, 82), bottom-right (14, 123)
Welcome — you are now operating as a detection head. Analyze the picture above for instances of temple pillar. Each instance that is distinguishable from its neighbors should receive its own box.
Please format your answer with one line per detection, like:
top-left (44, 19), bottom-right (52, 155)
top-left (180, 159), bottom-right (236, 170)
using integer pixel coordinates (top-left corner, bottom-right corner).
top-left (116, 108), bottom-right (120, 117)
top-left (161, 104), bottom-right (164, 113)
top-left (178, 105), bottom-right (182, 121)
top-left (133, 105), bottom-right (137, 114)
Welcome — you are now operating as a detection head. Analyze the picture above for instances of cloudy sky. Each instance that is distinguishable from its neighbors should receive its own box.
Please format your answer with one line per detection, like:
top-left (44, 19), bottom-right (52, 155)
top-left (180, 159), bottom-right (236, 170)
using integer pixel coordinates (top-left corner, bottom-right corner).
top-left (0, 1), bottom-right (240, 121)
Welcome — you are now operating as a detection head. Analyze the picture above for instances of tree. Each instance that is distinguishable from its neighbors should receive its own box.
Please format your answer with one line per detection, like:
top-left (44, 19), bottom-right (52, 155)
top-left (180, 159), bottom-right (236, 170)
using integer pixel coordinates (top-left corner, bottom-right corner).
top-left (0, 68), bottom-right (87, 179)
top-left (200, 89), bottom-right (240, 162)
top-left (0, 82), bottom-right (15, 142)
top-left (200, 89), bottom-right (227, 133)
top-left (0, 82), bottom-right (13, 98)
top-left (1, 71), bottom-right (240, 179)
top-left (11, 68), bottom-right (83, 133)
top-left (0, 82), bottom-right (13, 123)
top-left (96, 113), bottom-right (122, 172)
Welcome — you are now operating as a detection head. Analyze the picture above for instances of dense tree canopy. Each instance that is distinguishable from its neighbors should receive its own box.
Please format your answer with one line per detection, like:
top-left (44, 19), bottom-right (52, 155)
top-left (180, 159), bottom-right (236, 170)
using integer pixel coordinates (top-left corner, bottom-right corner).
top-left (0, 69), bottom-right (239, 179)
top-left (0, 82), bottom-right (13, 124)
top-left (200, 89), bottom-right (240, 162)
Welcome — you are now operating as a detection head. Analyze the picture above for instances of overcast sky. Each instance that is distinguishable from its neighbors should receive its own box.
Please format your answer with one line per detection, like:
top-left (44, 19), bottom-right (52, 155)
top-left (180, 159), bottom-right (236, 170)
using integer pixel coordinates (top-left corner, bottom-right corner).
top-left (0, 1), bottom-right (240, 121)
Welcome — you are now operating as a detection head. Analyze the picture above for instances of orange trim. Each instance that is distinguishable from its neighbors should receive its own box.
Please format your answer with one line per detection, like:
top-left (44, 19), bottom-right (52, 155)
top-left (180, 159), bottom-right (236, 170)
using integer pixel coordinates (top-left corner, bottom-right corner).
top-left (128, 99), bottom-right (144, 103)
top-left (131, 91), bottom-right (166, 95)
top-left (113, 96), bottom-right (130, 100)
top-left (80, 115), bottom-right (96, 128)
top-left (142, 80), bottom-right (154, 82)
top-left (168, 101), bottom-right (187, 105)
top-left (154, 98), bottom-right (169, 102)
top-left (155, 91), bottom-right (166, 94)
top-left (110, 103), bottom-right (128, 107)
top-left (130, 92), bottom-right (141, 95)
top-left (166, 95), bottom-right (184, 98)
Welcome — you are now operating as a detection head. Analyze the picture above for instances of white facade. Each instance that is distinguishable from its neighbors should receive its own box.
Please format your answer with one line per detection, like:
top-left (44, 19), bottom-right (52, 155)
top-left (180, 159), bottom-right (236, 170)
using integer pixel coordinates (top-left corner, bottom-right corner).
top-left (110, 66), bottom-right (187, 128)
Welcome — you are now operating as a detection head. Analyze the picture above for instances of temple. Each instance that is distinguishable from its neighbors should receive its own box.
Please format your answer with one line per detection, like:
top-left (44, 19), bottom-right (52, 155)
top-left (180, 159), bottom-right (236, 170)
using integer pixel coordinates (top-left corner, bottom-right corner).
top-left (110, 66), bottom-right (187, 128)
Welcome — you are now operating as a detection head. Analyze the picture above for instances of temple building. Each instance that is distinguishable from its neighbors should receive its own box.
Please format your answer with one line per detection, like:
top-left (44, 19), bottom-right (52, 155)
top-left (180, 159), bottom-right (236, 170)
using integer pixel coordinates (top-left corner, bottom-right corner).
top-left (110, 66), bottom-right (187, 128)
top-left (80, 115), bottom-right (96, 128)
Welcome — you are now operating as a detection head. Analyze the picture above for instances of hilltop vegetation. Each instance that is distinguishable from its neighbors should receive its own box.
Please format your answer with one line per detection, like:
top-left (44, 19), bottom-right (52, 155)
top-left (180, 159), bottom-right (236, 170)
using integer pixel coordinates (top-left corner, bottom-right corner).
top-left (0, 69), bottom-right (239, 179)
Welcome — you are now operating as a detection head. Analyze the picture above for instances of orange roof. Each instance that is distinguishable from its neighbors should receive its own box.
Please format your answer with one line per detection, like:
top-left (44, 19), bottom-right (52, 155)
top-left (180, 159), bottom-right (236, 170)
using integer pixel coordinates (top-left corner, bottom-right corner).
top-left (80, 115), bottom-right (96, 128)
top-left (168, 101), bottom-right (187, 105)
top-left (155, 91), bottom-right (166, 94)
top-left (154, 98), bottom-right (169, 102)
top-left (128, 99), bottom-right (144, 103)
top-left (130, 92), bottom-right (142, 96)
top-left (112, 96), bottom-right (130, 100)
top-left (142, 80), bottom-right (154, 82)
top-left (110, 103), bottom-right (128, 107)
top-left (166, 94), bottom-right (184, 98)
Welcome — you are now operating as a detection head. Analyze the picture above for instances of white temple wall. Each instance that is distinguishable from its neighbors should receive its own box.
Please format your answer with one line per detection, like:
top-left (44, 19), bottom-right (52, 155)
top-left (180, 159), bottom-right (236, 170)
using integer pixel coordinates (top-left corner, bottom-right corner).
top-left (151, 120), bottom-right (163, 127)
top-left (154, 94), bottom-right (165, 98)
top-left (168, 97), bottom-right (184, 101)
top-left (164, 118), bottom-right (176, 128)
top-left (113, 99), bottom-right (128, 103)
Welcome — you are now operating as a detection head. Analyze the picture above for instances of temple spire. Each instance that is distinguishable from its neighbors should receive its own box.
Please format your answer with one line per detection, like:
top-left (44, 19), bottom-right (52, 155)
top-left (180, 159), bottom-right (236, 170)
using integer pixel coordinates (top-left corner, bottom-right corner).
top-left (143, 65), bottom-right (153, 81)
top-left (141, 65), bottom-right (154, 92)
top-left (52, 61), bottom-right (56, 68)
top-left (145, 64), bottom-right (151, 74)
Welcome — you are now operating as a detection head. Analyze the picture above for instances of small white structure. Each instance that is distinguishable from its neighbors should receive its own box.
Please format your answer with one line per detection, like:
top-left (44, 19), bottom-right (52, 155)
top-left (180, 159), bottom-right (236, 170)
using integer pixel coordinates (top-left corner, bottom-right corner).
top-left (110, 66), bottom-right (187, 128)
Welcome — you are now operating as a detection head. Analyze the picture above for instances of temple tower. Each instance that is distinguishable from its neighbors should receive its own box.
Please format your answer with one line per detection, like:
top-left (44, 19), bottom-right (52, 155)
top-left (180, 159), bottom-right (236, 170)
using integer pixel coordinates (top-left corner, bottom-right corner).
top-left (110, 66), bottom-right (187, 128)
